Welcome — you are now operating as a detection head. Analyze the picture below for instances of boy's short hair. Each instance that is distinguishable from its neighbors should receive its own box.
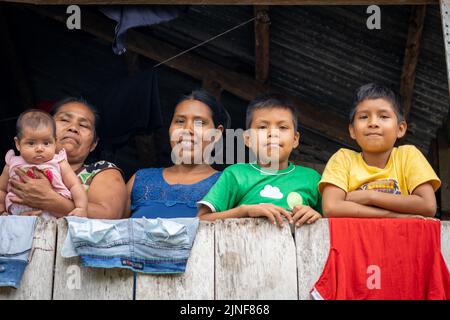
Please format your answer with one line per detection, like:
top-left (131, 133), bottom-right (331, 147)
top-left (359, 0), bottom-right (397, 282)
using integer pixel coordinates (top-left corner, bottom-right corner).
top-left (350, 83), bottom-right (405, 123)
top-left (246, 93), bottom-right (298, 131)
top-left (16, 109), bottom-right (56, 139)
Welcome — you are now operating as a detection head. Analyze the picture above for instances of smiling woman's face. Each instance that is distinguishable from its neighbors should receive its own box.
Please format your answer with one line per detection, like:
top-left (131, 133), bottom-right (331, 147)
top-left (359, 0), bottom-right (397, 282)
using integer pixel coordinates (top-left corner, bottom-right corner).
top-left (53, 102), bottom-right (97, 165)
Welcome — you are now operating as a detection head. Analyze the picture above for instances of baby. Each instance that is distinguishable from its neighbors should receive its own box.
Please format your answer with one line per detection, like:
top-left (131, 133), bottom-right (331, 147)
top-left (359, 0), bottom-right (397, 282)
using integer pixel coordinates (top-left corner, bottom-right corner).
top-left (0, 109), bottom-right (87, 218)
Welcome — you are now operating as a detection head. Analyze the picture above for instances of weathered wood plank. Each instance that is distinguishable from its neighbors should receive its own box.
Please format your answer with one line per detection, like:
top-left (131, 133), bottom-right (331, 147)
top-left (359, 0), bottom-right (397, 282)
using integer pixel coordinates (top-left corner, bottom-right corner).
top-left (215, 218), bottom-right (297, 300)
top-left (52, 219), bottom-right (133, 300)
top-left (3, 1), bottom-right (439, 5)
top-left (295, 218), bottom-right (330, 300)
top-left (136, 221), bottom-right (215, 300)
top-left (441, 222), bottom-right (450, 269)
top-left (400, 5), bottom-right (427, 120)
top-left (0, 218), bottom-right (57, 300)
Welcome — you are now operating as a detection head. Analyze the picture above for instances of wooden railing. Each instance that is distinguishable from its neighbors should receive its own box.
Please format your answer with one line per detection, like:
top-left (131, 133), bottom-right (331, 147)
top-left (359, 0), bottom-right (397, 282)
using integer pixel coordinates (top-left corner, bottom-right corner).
top-left (0, 218), bottom-right (449, 300)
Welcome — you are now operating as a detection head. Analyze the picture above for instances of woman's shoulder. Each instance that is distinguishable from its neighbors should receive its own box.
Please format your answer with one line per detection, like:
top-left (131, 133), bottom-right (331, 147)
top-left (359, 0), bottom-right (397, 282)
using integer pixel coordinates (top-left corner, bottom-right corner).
top-left (78, 160), bottom-right (124, 187)
top-left (83, 160), bottom-right (120, 173)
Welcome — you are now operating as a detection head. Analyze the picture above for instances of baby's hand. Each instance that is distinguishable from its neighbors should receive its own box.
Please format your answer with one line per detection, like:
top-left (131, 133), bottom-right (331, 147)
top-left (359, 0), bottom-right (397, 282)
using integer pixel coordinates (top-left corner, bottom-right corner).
top-left (1, 211), bottom-right (9, 216)
top-left (68, 208), bottom-right (87, 218)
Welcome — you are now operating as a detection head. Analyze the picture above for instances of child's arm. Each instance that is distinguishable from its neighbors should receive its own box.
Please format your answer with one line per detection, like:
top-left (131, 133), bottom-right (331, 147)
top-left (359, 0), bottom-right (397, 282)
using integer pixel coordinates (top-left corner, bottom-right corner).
top-left (0, 165), bottom-right (9, 213)
top-left (322, 184), bottom-right (424, 219)
top-left (198, 203), bottom-right (293, 227)
top-left (60, 160), bottom-right (88, 217)
top-left (345, 182), bottom-right (436, 217)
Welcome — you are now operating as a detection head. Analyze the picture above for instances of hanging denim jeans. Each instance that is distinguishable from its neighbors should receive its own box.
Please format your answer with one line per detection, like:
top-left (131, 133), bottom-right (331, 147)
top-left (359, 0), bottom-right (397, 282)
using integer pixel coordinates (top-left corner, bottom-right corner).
top-left (62, 216), bottom-right (199, 274)
top-left (0, 216), bottom-right (38, 288)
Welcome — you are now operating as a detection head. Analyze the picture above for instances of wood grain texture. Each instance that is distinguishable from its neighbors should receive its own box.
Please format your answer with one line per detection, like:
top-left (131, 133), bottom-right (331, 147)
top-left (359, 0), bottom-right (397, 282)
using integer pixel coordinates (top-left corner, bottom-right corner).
top-left (136, 221), bottom-right (215, 300)
top-left (295, 218), bottom-right (330, 300)
top-left (52, 219), bottom-right (133, 300)
top-left (215, 218), bottom-right (297, 300)
top-left (0, 218), bottom-right (57, 300)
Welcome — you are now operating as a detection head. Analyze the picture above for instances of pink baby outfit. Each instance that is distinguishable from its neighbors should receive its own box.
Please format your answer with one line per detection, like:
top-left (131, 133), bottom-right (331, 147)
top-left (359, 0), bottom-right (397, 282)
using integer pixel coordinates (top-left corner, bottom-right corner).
top-left (5, 149), bottom-right (72, 215)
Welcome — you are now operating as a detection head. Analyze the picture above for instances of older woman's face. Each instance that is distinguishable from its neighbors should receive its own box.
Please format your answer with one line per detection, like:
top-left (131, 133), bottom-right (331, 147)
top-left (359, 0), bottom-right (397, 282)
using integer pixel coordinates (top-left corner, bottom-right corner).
top-left (53, 102), bottom-right (97, 164)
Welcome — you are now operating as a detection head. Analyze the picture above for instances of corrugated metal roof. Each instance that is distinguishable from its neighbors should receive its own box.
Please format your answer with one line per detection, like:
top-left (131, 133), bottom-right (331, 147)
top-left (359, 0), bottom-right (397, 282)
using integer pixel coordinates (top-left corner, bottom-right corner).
top-left (148, 4), bottom-right (450, 155)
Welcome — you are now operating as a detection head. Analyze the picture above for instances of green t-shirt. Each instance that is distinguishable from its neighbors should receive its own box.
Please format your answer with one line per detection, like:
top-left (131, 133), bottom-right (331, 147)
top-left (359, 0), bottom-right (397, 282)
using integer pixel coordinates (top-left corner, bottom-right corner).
top-left (198, 162), bottom-right (322, 213)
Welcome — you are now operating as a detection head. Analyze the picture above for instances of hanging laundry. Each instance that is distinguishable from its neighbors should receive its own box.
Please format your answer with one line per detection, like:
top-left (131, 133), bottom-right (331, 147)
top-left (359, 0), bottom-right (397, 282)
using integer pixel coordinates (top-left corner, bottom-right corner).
top-left (311, 218), bottom-right (450, 300)
top-left (61, 216), bottom-right (199, 274)
top-left (87, 70), bottom-right (163, 150)
top-left (0, 216), bottom-right (38, 289)
top-left (99, 6), bottom-right (189, 55)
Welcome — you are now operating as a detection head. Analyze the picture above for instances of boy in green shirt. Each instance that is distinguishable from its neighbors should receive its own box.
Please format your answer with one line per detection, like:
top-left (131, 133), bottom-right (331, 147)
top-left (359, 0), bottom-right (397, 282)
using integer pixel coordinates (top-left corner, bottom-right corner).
top-left (197, 93), bottom-right (322, 227)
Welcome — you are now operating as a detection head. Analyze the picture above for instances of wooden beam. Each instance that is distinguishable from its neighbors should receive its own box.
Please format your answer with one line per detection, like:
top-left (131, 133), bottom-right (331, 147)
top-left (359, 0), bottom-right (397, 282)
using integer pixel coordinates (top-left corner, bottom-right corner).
top-left (202, 74), bottom-right (224, 101)
top-left (254, 5), bottom-right (270, 83)
top-left (0, 5), bottom-right (34, 111)
top-left (2, 0), bottom-right (439, 5)
top-left (30, 6), bottom-right (356, 148)
top-left (400, 5), bottom-right (426, 120)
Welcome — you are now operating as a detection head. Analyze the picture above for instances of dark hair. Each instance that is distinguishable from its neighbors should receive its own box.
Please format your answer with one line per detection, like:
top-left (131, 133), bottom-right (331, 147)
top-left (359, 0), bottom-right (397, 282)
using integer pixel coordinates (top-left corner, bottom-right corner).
top-left (50, 97), bottom-right (101, 141)
top-left (16, 109), bottom-right (56, 139)
top-left (246, 93), bottom-right (298, 131)
top-left (176, 89), bottom-right (231, 129)
top-left (350, 83), bottom-right (404, 123)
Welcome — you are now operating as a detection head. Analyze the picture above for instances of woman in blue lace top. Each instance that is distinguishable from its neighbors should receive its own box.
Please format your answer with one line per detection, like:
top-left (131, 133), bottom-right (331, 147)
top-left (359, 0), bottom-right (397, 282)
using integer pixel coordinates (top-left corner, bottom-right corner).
top-left (125, 90), bottom-right (230, 218)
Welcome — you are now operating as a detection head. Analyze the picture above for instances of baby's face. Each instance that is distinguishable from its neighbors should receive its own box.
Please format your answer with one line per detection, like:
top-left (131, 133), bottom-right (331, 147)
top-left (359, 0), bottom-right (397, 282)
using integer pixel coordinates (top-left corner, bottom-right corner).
top-left (15, 126), bottom-right (56, 165)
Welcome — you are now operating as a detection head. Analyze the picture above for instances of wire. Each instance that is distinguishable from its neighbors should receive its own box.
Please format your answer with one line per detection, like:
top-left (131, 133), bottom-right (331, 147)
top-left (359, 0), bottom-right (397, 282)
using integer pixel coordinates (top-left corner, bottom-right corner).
top-left (153, 17), bottom-right (256, 68)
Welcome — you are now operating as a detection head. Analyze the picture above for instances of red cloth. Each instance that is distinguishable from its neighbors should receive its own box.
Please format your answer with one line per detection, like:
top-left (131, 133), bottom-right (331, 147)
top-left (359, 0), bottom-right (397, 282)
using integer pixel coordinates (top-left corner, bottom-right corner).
top-left (311, 218), bottom-right (450, 300)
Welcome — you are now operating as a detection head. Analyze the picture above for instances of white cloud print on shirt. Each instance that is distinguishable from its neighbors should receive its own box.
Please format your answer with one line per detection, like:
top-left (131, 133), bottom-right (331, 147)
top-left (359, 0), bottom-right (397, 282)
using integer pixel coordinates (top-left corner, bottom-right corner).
top-left (260, 185), bottom-right (284, 200)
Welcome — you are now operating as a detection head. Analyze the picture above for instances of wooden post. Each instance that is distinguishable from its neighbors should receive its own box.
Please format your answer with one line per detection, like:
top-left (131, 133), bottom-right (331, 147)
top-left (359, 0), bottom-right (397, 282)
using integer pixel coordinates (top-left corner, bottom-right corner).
top-left (400, 5), bottom-right (427, 120)
top-left (254, 5), bottom-right (270, 83)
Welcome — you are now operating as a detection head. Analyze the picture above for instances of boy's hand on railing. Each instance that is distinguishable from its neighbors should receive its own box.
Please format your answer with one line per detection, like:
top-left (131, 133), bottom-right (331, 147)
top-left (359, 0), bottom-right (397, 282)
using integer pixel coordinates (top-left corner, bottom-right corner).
top-left (244, 204), bottom-right (293, 228)
top-left (291, 205), bottom-right (321, 227)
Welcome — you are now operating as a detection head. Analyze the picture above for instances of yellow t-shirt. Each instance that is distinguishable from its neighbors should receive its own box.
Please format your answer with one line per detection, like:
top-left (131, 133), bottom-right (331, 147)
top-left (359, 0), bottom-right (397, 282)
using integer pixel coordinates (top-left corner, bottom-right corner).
top-left (318, 145), bottom-right (440, 195)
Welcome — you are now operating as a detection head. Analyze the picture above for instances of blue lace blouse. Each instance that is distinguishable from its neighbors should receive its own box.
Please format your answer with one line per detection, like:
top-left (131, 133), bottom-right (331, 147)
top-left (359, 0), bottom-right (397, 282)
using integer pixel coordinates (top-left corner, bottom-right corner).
top-left (130, 168), bottom-right (221, 218)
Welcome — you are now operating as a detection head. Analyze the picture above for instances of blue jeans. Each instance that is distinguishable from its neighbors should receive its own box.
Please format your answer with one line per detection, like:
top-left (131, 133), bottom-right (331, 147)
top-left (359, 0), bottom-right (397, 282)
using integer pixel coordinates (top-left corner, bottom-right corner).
top-left (62, 217), bottom-right (199, 274)
top-left (0, 216), bottom-right (37, 288)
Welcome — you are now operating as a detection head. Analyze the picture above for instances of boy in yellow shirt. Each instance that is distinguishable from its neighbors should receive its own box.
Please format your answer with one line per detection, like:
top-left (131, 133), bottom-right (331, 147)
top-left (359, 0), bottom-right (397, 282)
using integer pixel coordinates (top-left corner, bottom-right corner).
top-left (320, 83), bottom-right (440, 218)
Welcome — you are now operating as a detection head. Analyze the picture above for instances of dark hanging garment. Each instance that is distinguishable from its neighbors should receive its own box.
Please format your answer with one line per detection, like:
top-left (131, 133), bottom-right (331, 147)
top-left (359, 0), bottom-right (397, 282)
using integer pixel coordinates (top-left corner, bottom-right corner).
top-left (88, 70), bottom-right (163, 150)
top-left (99, 6), bottom-right (189, 55)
